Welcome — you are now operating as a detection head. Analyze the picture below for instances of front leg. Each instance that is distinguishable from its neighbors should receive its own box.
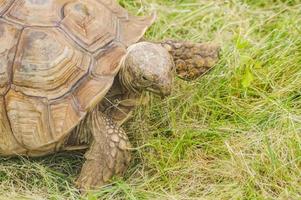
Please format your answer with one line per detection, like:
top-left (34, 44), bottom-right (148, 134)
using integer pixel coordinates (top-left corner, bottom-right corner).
top-left (76, 108), bottom-right (131, 191)
top-left (101, 79), bottom-right (146, 126)
top-left (104, 93), bottom-right (143, 126)
top-left (161, 40), bottom-right (220, 80)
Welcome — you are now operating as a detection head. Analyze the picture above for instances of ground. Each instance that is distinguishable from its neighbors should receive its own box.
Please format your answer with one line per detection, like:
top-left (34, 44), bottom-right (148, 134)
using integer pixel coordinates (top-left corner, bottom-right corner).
top-left (0, 0), bottom-right (301, 199)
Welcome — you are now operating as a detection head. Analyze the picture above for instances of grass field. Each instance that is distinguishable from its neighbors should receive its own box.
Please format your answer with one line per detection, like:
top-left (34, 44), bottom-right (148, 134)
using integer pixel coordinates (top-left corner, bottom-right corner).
top-left (0, 0), bottom-right (301, 199)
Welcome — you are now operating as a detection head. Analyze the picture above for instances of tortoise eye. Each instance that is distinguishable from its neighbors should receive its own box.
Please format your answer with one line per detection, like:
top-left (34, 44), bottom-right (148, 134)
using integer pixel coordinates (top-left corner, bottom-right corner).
top-left (142, 75), bottom-right (148, 81)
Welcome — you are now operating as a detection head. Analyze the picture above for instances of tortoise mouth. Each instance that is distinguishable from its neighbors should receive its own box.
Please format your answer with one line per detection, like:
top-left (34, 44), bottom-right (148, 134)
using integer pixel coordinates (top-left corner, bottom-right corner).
top-left (145, 85), bottom-right (171, 97)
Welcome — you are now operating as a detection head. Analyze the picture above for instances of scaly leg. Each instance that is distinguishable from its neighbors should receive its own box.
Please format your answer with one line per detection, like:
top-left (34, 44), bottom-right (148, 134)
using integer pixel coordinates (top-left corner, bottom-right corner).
top-left (76, 109), bottom-right (131, 191)
top-left (161, 40), bottom-right (220, 80)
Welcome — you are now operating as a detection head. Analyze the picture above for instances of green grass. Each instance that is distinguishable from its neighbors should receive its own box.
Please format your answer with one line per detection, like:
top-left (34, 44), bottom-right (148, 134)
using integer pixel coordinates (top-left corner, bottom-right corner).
top-left (1, 0), bottom-right (301, 199)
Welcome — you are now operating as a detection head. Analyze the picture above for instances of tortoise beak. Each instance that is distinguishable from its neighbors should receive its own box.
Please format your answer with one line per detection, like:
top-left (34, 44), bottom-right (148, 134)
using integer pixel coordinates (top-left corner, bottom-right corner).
top-left (158, 73), bottom-right (173, 97)
top-left (147, 79), bottom-right (172, 97)
top-left (146, 83), bottom-right (171, 98)
top-left (159, 85), bottom-right (171, 97)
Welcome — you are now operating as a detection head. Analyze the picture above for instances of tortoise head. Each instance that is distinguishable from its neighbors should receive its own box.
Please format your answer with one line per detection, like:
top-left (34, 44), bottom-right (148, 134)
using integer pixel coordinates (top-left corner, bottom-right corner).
top-left (119, 42), bottom-right (174, 97)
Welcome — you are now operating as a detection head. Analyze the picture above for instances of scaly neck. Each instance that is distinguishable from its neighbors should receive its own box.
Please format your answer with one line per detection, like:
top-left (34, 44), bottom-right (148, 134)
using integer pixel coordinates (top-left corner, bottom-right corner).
top-left (118, 56), bottom-right (139, 94)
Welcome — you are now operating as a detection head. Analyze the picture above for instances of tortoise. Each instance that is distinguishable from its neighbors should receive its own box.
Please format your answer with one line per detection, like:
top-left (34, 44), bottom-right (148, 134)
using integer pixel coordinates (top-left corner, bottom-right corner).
top-left (0, 0), bottom-right (220, 190)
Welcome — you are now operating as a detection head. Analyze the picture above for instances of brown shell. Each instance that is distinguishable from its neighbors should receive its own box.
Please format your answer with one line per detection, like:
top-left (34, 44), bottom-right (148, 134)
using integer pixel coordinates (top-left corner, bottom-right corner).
top-left (0, 0), bottom-right (154, 156)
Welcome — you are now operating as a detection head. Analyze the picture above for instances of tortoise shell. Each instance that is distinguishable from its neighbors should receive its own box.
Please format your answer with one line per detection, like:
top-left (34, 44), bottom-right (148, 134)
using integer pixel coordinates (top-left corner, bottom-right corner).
top-left (0, 0), bottom-right (154, 156)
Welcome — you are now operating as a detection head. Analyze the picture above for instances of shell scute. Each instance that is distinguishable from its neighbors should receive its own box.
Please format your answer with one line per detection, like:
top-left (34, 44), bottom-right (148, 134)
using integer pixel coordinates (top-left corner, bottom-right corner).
top-left (49, 94), bottom-right (85, 141)
top-left (95, 0), bottom-right (128, 19)
top-left (0, 96), bottom-right (24, 155)
top-left (74, 75), bottom-right (114, 112)
top-left (13, 27), bottom-right (91, 99)
top-left (5, 89), bottom-right (55, 151)
top-left (61, 0), bottom-right (118, 52)
top-left (0, 19), bottom-right (21, 95)
top-left (3, 0), bottom-right (69, 26)
top-left (0, 0), bottom-right (14, 16)
top-left (92, 43), bottom-right (126, 77)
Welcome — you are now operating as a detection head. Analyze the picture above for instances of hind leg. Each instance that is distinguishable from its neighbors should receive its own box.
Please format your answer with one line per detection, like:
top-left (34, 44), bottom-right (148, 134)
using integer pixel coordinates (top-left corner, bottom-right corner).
top-left (76, 108), bottom-right (131, 191)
